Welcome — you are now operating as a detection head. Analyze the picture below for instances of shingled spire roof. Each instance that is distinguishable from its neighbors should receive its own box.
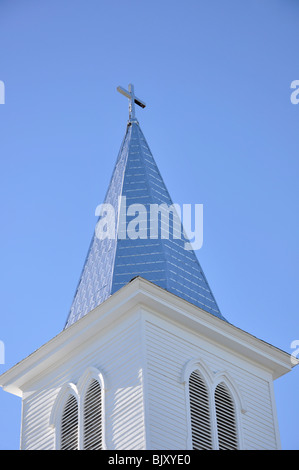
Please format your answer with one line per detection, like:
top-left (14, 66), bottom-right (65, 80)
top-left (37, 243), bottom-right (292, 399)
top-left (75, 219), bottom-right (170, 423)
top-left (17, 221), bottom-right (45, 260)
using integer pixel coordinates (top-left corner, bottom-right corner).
top-left (64, 85), bottom-right (226, 328)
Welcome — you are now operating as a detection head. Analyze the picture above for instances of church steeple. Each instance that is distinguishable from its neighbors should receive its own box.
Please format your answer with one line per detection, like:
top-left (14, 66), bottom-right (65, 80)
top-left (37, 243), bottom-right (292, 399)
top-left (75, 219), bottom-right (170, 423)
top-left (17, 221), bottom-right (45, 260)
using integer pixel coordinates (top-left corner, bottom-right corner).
top-left (64, 85), bottom-right (225, 328)
top-left (0, 85), bottom-right (295, 451)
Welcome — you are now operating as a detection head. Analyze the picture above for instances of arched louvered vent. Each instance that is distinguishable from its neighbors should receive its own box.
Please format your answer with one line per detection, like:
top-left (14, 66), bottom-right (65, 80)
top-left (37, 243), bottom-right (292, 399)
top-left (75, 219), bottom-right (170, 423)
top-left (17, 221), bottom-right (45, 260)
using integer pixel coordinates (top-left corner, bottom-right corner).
top-left (61, 395), bottom-right (78, 450)
top-left (215, 383), bottom-right (238, 450)
top-left (83, 379), bottom-right (102, 450)
top-left (189, 370), bottom-right (212, 450)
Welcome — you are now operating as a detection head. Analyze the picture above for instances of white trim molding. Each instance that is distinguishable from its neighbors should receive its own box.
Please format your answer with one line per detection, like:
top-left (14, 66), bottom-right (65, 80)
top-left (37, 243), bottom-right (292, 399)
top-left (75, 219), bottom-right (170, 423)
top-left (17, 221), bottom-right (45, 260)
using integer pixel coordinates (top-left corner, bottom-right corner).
top-left (212, 372), bottom-right (246, 449)
top-left (77, 366), bottom-right (107, 450)
top-left (49, 382), bottom-right (79, 450)
top-left (213, 371), bottom-right (247, 414)
top-left (181, 358), bottom-right (214, 450)
top-left (180, 358), bottom-right (214, 386)
top-left (0, 278), bottom-right (293, 399)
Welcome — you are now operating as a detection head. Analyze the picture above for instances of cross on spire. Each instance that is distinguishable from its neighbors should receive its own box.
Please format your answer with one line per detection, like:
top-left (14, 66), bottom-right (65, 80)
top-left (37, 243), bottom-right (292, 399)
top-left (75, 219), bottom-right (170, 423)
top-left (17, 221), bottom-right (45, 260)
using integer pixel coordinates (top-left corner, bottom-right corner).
top-left (117, 84), bottom-right (146, 122)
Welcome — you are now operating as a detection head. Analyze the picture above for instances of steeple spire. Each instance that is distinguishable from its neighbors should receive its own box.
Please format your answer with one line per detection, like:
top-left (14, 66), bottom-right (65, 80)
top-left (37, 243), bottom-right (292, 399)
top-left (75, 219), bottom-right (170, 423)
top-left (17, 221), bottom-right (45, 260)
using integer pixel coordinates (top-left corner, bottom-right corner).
top-left (117, 84), bottom-right (146, 122)
top-left (64, 87), bottom-right (226, 328)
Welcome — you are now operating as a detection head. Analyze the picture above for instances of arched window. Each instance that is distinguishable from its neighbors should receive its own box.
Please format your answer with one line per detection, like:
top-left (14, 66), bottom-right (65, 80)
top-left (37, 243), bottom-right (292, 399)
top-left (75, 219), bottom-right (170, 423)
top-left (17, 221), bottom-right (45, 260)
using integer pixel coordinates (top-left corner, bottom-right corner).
top-left (50, 369), bottom-right (106, 450)
top-left (189, 370), bottom-right (212, 450)
top-left (60, 395), bottom-right (79, 450)
top-left (83, 379), bottom-right (103, 450)
top-left (214, 383), bottom-right (238, 450)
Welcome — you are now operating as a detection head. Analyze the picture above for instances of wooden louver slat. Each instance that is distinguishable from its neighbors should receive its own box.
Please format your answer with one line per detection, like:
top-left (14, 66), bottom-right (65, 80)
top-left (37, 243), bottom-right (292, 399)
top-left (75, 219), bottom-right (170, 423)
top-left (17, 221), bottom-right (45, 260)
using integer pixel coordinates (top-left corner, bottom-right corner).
top-left (189, 371), bottom-right (212, 450)
top-left (83, 379), bottom-right (102, 450)
top-left (215, 383), bottom-right (238, 450)
top-left (60, 395), bottom-right (78, 450)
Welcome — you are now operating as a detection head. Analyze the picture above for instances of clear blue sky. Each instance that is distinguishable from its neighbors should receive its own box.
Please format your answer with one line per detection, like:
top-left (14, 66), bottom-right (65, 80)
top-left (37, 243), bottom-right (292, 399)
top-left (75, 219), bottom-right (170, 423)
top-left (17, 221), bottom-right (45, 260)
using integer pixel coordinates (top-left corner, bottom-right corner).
top-left (0, 0), bottom-right (298, 450)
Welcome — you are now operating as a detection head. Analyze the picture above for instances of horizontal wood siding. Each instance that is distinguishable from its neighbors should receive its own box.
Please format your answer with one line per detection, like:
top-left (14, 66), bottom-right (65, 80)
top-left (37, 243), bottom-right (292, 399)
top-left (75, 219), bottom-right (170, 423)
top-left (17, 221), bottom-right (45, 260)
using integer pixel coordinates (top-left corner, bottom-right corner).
top-left (19, 308), bottom-right (279, 450)
top-left (144, 317), bottom-right (278, 450)
top-left (21, 317), bottom-right (145, 450)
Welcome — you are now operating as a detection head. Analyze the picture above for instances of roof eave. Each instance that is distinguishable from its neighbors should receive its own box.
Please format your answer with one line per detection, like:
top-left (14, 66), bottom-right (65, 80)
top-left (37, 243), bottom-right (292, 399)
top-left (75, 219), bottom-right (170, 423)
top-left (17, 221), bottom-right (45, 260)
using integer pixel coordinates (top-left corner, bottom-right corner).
top-left (0, 277), bottom-right (295, 397)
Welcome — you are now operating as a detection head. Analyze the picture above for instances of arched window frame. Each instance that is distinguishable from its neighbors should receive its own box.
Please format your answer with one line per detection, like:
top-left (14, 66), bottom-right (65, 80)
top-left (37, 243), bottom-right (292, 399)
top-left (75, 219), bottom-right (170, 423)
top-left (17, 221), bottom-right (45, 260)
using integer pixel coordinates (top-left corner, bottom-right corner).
top-left (50, 367), bottom-right (107, 450)
top-left (77, 366), bottom-right (107, 450)
top-left (181, 359), bottom-right (247, 450)
top-left (212, 372), bottom-right (246, 450)
top-left (181, 358), bottom-right (215, 449)
top-left (49, 382), bottom-right (79, 450)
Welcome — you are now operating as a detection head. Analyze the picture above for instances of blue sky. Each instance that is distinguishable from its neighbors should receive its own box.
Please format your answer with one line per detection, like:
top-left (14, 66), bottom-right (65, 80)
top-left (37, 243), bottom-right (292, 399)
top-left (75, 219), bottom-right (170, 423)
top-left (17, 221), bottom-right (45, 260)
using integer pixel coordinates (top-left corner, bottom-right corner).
top-left (0, 0), bottom-right (298, 450)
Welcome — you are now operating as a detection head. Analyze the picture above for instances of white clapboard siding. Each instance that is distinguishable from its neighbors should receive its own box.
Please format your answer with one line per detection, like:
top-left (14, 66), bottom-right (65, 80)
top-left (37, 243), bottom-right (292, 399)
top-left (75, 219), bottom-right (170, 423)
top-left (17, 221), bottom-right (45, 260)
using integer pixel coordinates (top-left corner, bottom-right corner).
top-left (18, 300), bottom-right (281, 450)
top-left (21, 317), bottom-right (146, 450)
top-left (144, 316), bottom-right (278, 450)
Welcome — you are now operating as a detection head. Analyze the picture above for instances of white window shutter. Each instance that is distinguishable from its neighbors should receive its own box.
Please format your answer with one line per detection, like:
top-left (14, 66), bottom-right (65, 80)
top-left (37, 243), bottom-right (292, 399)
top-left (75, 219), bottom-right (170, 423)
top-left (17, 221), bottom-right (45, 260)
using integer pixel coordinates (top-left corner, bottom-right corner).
top-left (214, 383), bottom-right (238, 450)
top-left (189, 371), bottom-right (213, 450)
top-left (83, 379), bottom-right (102, 450)
top-left (60, 395), bottom-right (78, 450)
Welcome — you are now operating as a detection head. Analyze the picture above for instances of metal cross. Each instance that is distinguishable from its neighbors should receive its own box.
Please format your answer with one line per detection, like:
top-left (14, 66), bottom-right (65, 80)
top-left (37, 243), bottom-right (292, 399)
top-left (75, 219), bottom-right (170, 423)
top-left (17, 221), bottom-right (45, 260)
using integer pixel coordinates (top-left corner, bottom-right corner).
top-left (117, 84), bottom-right (146, 122)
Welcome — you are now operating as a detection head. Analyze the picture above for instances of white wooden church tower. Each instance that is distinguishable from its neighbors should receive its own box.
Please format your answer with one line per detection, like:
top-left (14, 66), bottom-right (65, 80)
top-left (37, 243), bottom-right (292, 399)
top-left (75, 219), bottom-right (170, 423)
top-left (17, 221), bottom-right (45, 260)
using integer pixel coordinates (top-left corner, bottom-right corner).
top-left (0, 85), bottom-right (295, 450)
